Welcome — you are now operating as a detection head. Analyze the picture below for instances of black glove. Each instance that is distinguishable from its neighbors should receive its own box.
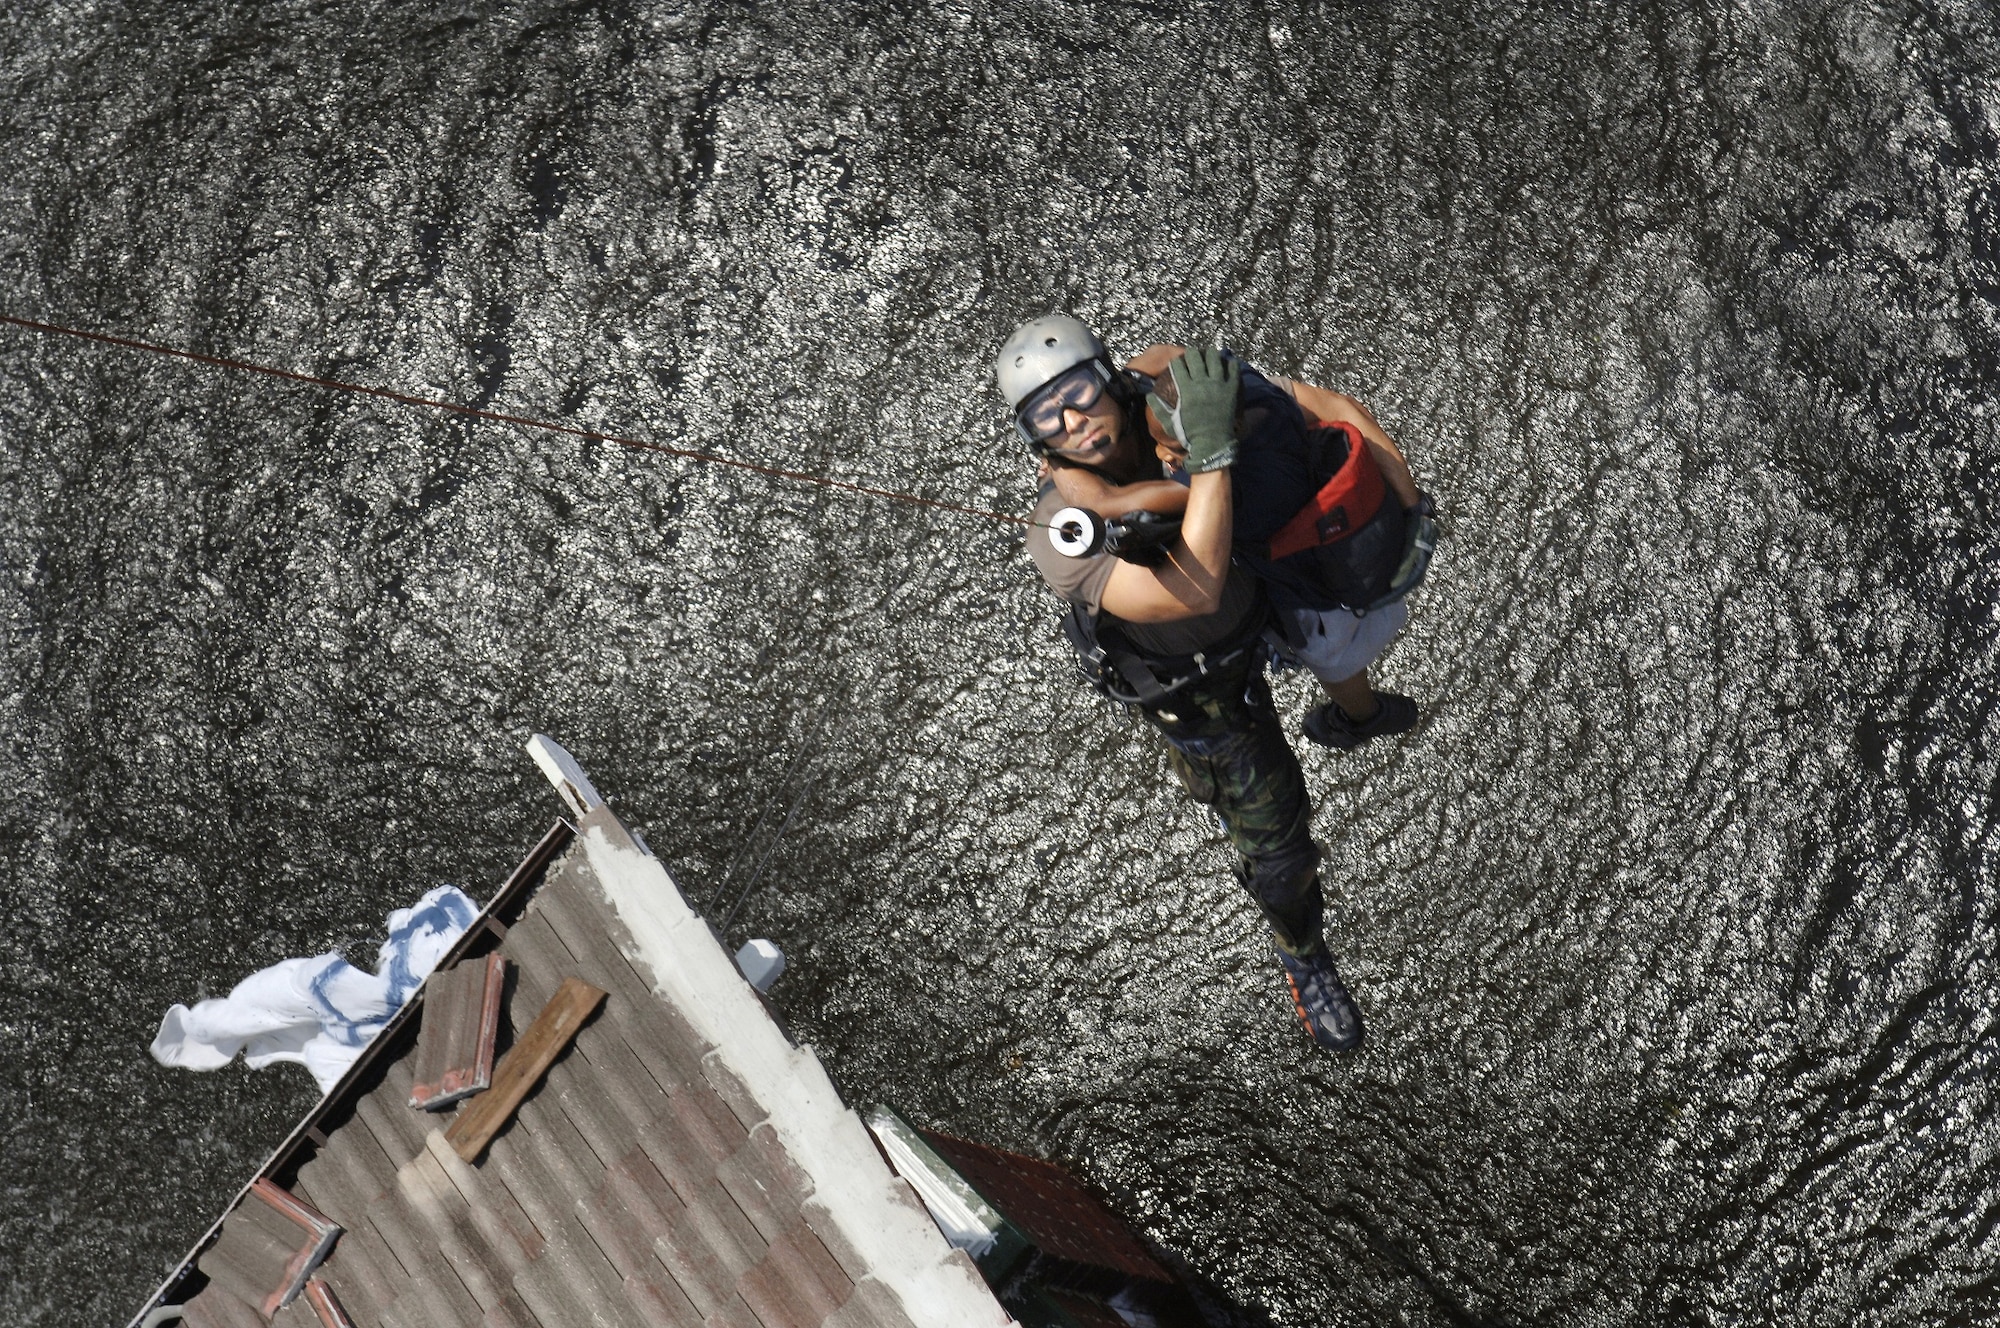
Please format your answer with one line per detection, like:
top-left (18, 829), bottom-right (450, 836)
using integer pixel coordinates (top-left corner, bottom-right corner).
top-left (1104, 509), bottom-right (1184, 566)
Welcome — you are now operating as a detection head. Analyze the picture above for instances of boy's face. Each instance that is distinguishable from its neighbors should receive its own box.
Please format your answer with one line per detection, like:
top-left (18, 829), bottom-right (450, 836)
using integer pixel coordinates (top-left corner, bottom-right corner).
top-left (1144, 408), bottom-right (1183, 470)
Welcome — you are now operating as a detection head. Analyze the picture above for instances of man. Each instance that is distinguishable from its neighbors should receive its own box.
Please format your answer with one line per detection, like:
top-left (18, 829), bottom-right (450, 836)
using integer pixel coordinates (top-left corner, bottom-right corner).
top-left (1040, 344), bottom-right (1434, 749)
top-left (996, 314), bottom-right (1365, 1054)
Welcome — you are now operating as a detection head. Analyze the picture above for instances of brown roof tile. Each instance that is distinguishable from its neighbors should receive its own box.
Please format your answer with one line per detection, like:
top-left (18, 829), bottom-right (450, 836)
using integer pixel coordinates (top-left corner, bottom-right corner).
top-left (308, 1208), bottom-right (408, 1322)
top-left (270, 1290), bottom-right (323, 1328)
top-left (292, 1116), bottom-right (398, 1231)
top-left (734, 1222), bottom-right (855, 1328)
top-left (819, 1278), bottom-right (922, 1328)
top-left (180, 1285), bottom-right (265, 1328)
top-left (475, 1289), bottom-right (542, 1328)
top-left (621, 1270), bottom-right (705, 1327)
top-left (418, 1130), bottom-right (544, 1271)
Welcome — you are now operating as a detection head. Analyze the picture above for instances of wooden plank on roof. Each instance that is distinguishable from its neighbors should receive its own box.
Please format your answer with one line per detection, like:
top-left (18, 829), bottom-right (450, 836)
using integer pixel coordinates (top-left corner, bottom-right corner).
top-left (411, 954), bottom-right (508, 1110)
top-left (135, 823), bottom-right (576, 1328)
top-left (528, 869), bottom-right (661, 1007)
top-left (499, 916), bottom-right (689, 1156)
top-left (503, 910), bottom-right (700, 1105)
top-left (446, 977), bottom-right (607, 1163)
top-left (527, 878), bottom-right (715, 1087)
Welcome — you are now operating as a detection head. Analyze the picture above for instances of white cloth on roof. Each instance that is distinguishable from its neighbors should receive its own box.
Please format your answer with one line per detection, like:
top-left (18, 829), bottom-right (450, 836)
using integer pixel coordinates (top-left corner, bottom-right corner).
top-left (150, 884), bottom-right (478, 1095)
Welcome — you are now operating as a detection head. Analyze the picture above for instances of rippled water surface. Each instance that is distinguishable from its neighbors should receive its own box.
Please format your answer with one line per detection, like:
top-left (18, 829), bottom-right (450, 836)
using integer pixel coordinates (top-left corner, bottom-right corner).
top-left (5, 3), bottom-right (2000, 1325)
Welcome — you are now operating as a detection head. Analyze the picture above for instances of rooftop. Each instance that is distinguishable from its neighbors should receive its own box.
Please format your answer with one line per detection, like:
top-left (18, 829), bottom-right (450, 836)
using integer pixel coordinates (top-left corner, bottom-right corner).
top-left (146, 747), bottom-right (1014, 1328)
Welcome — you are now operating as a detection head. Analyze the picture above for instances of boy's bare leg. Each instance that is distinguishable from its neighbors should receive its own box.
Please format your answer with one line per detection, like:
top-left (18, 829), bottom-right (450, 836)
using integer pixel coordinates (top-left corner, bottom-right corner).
top-left (1320, 671), bottom-right (1380, 722)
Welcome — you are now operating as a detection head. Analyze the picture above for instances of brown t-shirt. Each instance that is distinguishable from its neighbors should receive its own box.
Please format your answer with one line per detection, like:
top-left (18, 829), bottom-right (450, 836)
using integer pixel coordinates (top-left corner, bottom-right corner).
top-left (1025, 481), bottom-right (1260, 657)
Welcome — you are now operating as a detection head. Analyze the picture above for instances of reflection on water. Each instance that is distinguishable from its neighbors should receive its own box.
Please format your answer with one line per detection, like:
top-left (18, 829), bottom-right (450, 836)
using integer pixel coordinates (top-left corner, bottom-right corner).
top-left (2, 3), bottom-right (1998, 1325)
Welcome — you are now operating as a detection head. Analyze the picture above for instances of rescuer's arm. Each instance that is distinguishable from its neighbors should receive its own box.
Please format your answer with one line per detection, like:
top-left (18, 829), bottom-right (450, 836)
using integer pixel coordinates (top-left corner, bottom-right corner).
top-left (1096, 469), bottom-right (1232, 622)
top-left (1045, 462), bottom-right (1191, 517)
top-left (1282, 379), bottom-right (1422, 508)
top-left (1095, 348), bottom-right (1240, 623)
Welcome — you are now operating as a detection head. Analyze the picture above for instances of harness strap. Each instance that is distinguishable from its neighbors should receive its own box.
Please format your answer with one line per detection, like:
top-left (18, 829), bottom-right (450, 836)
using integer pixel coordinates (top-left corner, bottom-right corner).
top-left (1064, 599), bottom-right (1267, 709)
top-left (1267, 423), bottom-right (1387, 561)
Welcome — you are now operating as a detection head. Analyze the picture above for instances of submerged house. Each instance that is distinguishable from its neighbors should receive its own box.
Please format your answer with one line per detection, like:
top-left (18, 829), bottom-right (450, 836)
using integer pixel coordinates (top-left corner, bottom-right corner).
top-left (130, 739), bottom-right (1235, 1328)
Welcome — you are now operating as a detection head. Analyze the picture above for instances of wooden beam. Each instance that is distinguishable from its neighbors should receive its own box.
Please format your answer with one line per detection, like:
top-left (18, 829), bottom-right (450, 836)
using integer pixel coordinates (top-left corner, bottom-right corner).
top-left (444, 977), bottom-right (607, 1163)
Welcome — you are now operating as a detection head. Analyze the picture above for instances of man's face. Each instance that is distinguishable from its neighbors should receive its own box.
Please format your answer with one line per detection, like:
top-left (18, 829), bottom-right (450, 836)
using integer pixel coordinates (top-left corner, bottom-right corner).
top-left (1044, 390), bottom-right (1124, 468)
top-left (1019, 364), bottom-right (1126, 469)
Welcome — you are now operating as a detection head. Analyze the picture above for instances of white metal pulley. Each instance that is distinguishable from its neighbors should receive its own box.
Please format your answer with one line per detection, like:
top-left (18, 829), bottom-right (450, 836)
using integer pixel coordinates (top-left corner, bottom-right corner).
top-left (1047, 506), bottom-right (1106, 558)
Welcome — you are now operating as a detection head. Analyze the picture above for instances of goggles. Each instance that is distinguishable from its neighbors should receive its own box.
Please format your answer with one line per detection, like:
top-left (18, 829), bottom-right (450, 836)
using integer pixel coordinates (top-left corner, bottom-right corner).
top-left (1014, 361), bottom-right (1113, 449)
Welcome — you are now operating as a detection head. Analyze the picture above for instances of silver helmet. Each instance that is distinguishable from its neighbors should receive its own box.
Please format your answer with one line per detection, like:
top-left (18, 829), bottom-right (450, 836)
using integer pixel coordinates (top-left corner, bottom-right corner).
top-left (994, 314), bottom-right (1110, 412)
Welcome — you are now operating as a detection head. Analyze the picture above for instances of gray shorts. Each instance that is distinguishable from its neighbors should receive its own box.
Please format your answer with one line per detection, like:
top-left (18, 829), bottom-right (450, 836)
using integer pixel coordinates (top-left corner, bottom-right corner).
top-left (1266, 599), bottom-right (1409, 683)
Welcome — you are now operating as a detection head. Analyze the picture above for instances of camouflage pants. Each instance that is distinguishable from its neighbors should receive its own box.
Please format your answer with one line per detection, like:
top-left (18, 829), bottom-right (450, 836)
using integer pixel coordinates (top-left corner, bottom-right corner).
top-left (1144, 667), bottom-right (1326, 956)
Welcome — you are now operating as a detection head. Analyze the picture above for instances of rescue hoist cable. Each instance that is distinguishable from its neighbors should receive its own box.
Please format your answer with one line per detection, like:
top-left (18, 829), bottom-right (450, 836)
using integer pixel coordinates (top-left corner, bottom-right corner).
top-left (0, 311), bottom-right (1049, 530)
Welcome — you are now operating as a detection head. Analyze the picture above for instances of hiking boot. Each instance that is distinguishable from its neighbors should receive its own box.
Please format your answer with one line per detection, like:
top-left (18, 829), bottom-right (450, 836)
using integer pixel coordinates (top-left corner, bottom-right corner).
top-left (1302, 692), bottom-right (1418, 750)
top-left (1276, 945), bottom-right (1365, 1053)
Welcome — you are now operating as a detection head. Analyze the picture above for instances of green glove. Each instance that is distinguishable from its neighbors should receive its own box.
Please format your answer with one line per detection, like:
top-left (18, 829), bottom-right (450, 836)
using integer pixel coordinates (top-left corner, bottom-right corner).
top-left (1146, 347), bottom-right (1241, 473)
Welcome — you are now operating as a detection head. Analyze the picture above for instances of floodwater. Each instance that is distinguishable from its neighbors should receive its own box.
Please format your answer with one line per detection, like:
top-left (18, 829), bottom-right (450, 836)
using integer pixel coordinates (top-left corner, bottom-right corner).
top-left (3, 2), bottom-right (1998, 1324)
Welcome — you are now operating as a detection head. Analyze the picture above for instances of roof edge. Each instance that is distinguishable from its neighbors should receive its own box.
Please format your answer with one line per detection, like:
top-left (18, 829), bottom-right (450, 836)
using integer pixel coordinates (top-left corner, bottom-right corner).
top-left (573, 805), bottom-right (1017, 1328)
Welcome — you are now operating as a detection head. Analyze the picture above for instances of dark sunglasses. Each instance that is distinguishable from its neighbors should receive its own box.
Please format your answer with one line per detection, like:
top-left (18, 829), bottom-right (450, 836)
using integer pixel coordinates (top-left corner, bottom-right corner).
top-left (1015, 362), bottom-right (1112, 448)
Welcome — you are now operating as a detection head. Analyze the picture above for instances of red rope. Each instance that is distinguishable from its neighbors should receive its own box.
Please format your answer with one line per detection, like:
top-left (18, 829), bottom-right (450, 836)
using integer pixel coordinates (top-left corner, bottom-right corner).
top-left (0, 310), bottom-right (1037, 528)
